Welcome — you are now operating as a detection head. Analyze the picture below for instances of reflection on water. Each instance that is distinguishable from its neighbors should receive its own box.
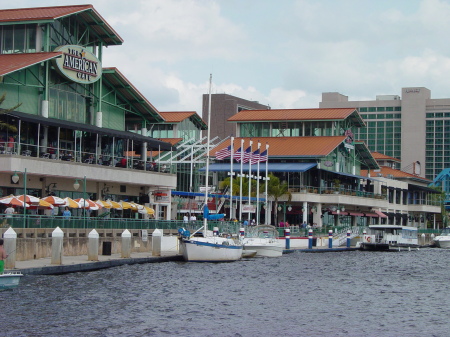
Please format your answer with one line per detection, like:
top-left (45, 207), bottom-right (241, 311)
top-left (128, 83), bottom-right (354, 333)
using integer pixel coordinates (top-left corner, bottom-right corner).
top-left (2, 249), bottom-right (450, 337)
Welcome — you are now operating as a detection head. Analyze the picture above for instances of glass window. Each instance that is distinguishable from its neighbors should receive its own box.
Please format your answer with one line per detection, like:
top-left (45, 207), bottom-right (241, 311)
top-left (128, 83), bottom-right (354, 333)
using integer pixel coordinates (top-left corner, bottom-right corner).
top-left (2, 26), bottom-right (13, 53)
top-left (360, 107), bottom-right (368, 112)
top-left (394, 107), bottom-right (401, 111)
top-left (394, 114), bottom-right (401, 118)
top-left (377, 107), bottom-right (385, 112)
top-left (368, 107), bottom-right (376, 112)
top-left (445, 112), bottom-right (450, 118)
top-left (386, 107), bottom-right (394, 111)
top-left (377, 114), bottom-right (385, 119)
top-left (426, 113), bottom-right (434, 118)
top-left (385, 114), bottom-right (393, 119)
top-left (436, 112), bottom-right (444, 118)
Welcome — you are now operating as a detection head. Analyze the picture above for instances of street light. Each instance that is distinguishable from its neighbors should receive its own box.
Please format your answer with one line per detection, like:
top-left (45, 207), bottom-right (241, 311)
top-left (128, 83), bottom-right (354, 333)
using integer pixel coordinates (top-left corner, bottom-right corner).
top-left (11, 168), bottom-right (27, 228)
top-left (277, 202), bottom-right (292, 226)
top-left (73, 176), bottom-right (86, 228)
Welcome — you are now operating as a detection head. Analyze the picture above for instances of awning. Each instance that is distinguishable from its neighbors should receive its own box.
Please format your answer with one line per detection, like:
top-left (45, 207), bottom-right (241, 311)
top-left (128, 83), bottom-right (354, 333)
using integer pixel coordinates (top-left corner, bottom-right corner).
top-left (364, 212), bottom-right (379, 217)
top-left (323, 170), bottom-right (381, 182)
top-left (202, 162), bottom-right (317, 173)
top-left (171, 191), bottom-right (262, 202)
top-left (5, 110), bottom-right (174, 151)
top-left (347, 211), bottom-right (365, 216)
top-left (374, 210), bottom-right (388, 218)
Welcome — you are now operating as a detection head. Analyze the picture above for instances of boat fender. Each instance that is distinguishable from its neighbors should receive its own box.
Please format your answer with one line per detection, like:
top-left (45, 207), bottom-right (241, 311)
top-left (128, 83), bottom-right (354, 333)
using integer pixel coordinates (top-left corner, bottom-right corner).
top-left (222, 241), bottom-right (229, 246)
top-left (366, 236), bottom-right (371, 243)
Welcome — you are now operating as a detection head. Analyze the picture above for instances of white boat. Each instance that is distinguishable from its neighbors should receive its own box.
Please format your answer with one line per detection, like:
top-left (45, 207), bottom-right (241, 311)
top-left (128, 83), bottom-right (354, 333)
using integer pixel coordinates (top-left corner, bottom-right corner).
top-left (242, 225), bottom-right (284, 257)
top-left (0, 271), bottom-right (23, 291)
top-left (360, 225), bottom-right (419, 251)
top-left (177, 74), bottom-right (242, 262)
top-left (433, 227), bottom-right (450, 248)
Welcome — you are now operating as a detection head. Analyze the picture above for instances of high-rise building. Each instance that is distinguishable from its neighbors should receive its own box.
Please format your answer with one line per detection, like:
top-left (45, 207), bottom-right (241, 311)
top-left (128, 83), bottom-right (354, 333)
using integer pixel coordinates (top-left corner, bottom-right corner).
top-left (202, 93), bottom-right (270, 140)
top-left (320, 87), bottom-right (450, 181)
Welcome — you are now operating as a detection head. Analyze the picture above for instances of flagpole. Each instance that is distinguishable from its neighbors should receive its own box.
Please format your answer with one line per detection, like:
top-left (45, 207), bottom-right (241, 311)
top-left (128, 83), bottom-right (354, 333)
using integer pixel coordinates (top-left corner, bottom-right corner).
top-left (265, 143), bottom-right (269, 225)
top-left (230, 137), bottom-right (234, 219)
top-left (204, 74), bottom-right (212, 236)
top-left (248, 139), bottom-right (253, 222)
top-left (256, 141), bottom-right (261, 225)
top-left (239, 138), bottom-right (244, 222)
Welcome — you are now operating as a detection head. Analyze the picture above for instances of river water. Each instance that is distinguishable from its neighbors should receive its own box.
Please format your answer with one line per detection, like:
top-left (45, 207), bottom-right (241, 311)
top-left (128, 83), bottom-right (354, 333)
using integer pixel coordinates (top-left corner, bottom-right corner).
top-left (2, 248), bottom-right (449, 337)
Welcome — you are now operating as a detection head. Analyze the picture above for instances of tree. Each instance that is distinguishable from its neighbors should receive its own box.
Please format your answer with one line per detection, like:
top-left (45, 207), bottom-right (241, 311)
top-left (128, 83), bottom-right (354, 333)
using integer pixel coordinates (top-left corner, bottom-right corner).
top-left (0, 93), bottom-right (21, 133)
top-left (263, 173), bottom-right (291, 225)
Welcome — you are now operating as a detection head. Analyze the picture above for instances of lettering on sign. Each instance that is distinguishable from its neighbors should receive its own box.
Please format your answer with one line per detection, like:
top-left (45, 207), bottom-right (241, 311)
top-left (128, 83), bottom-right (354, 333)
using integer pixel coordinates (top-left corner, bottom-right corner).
top-left (53, 45), bottom-right (102, 84)
top-left (405, 88), bottom-right (420, 93)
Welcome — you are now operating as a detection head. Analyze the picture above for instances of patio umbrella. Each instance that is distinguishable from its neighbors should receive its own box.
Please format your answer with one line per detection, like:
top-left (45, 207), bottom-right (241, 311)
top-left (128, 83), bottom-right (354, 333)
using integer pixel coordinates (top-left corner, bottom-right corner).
top-left (63, 197), bottom-right (81, 208)
top-left (96, 200), bottom-right (112, 208)
top-left (137, 205), bottom-right (155, 215)
top-left (16, 194), bottom-right (40, 204)
top-left (0, 196), bottom-right (29, 207)
top-left (106, 200), bottom-right (121, 209)
top-left (118, 200), bottom-right (134, 210)
top-left (42, 196), bottom-right (65, 206)
top-left (75, 198), bottom-right (102, 210)
top-left (29, 199), bottom-right (54, 209)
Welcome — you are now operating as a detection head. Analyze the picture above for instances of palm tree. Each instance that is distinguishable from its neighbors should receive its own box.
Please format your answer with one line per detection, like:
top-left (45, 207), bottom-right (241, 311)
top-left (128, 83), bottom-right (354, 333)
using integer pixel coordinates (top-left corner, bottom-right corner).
top-left (263, 173), bottom-right (292, 226)
top-left (0, 93), bottom-right (21, 133)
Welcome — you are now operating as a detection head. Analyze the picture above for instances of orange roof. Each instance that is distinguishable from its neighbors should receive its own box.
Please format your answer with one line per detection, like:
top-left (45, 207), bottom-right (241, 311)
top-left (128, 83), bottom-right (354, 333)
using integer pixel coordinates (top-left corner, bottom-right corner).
top-left (0, 52), bottom-right (62, 76)
top-left (159, 112), bottom-right (198, 123)
top-left (361, 166), bottom-right (432, 182)
top-left (0, 5), bottom-right (123, 45)
top-left (211, 136), bottom-right (346, 157)
top-left (157, 138), bottom-right (183, 146)
top-left (371, 152), bottom-right (401, 163)
top-left (228, 108), bottom-right (358, 122)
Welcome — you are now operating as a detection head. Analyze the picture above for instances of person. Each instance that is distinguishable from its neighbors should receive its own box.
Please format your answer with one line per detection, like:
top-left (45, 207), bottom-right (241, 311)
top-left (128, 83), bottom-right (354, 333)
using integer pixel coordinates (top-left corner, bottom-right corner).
top-left (120, 157), bottom-right (127, 168)
top-left (302, 221), bottom-right (307, 228)
top-left (243, 219), bottom-right (248, 226)
top-left (190, 214), bottom-right (197, 223)
top-left (4, 205), bottom-right (15, 218)
top-left (251, 219), bottom-right (256, 226)
top-left (0, 238), bottom-right (8, 273)
top-left (183, 213), bottom-right (189, 224)
top-left (62, 206), bottom-right (71, 220)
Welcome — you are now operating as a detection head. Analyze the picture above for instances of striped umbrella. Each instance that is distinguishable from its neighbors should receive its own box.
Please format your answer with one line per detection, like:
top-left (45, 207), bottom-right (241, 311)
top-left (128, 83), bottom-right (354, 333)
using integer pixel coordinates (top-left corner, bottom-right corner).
top-left (63, 197), bottom-right (81, 208)
top-left (96, 200), bottom-right (112, 208)
top-left (42, 196), bottom-right (66, 205)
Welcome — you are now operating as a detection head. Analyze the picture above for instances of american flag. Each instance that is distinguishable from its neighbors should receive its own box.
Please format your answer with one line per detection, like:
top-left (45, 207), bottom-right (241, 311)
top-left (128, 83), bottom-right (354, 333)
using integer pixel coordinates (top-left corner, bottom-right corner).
top-left (259, 149), bottom-right (268, 162)
top-left (234, 147), bottom-right (242, 161)
top-left (241, 146), bottom-right (253, 163)
top-left (215, 145), bottom-right (231, 160)
top-left (250, 149), bottom-right (260, 164)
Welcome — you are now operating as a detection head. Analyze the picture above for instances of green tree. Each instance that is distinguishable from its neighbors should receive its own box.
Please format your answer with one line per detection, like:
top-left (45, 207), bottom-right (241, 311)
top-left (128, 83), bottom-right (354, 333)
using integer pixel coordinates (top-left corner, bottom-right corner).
top-left (263, 173), bottom-right (291, 225)
top-left (0, 93), bottom-right (21, 133)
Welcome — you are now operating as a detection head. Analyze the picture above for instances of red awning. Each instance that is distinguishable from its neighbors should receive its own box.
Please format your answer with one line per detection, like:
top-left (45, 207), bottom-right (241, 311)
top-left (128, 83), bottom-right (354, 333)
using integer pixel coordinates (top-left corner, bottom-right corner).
top-left (364, 212), bottom-right (379, 217)
top-left (348, 211), bottom-right (365, 216)
top-left (374, 210), bottom-right (388, 218)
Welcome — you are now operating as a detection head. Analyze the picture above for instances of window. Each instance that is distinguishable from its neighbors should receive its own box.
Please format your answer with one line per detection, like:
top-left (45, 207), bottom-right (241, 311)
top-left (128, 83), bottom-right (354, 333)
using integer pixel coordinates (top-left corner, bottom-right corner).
top-left (426, 113), bottom-right (434, 118)
top-left (377, 107), bottom-right (386, 112)
top-left (360, 107), bottom-right (368, 112)
top-left (377, 114), bottom-right (385, 119)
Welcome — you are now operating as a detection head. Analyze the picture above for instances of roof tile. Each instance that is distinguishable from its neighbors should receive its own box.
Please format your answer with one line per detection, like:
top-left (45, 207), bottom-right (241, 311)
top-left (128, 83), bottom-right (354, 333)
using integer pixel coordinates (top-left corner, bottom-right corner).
top-left (0, 52), bottom-right (62, 76)
top-left (228, 108), bottom-right (357, 122)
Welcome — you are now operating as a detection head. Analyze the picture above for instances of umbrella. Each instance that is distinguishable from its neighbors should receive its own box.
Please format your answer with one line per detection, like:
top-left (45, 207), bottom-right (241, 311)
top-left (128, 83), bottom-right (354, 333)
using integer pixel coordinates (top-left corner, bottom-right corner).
top-left (118, 200), bottom-right (134, 210)
top-left (63, 197), bottom-right (81, 208)
top-left (96, 200), bottom-right (112, 208)
top-left (137, 205), bottom-right (155, 215)
top-left (75, 198), bottom-right (102, 210)
top-left (0, 196), bottom-right (29, 207)
top-left (17, 194), bottom-right (40, 204)
top-left (106, 200), bottom-right (121, 209)
top-left (29, 199), bottom-right (54, 209)
top-left (42, 196), bottom-right (65, 205)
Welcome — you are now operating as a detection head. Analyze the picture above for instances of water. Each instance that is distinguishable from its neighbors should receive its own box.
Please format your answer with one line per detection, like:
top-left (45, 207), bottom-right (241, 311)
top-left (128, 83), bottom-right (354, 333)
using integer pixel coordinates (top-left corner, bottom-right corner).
top-left (2, 249), bottom-right (449, 337)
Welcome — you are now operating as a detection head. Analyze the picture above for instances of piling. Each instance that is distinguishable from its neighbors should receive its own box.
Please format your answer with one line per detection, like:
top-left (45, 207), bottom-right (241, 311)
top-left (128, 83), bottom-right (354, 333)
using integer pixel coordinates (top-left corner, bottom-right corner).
top-left (347, 230), bottom-right (351, 248)
top-left (152, 228), bottom-right (162, 256)
top-left (121, 229), bottom-right (131, 258)
top-left (3, 227), bottom-right (17, 270)
top-left (308, 229), bottom-right (313, 249)
top-left (285, 228), bottom-right (290, 249)
top-left (328, 230), bottom-right (333, 249)
top-left (88, 229), bottom-right (99, 261)
top-left (51, 227), bottom-right (64, 265)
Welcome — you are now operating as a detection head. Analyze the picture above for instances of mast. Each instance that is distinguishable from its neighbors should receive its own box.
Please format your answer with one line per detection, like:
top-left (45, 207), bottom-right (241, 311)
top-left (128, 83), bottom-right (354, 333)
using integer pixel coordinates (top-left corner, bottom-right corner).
top-left (203, 74), bottom-right (212, 236)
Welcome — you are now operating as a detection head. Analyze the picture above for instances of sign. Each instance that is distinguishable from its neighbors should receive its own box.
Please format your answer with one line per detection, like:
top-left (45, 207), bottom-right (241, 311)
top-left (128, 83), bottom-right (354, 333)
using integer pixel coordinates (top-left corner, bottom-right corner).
top-left (153, 190), bottom-right (170, 203)
top-left (199, 186), bottom-right (216, 193)
top-left (242, 205), bottom-right (256, 213)
top-left (53, 45), bottom-right (102, 84)
top-left (324, 160), bottom-right (333, 167)
top-left (141, 230), bottom-right (148, 242)
top-left (344, 143), bottom-right (354, 150)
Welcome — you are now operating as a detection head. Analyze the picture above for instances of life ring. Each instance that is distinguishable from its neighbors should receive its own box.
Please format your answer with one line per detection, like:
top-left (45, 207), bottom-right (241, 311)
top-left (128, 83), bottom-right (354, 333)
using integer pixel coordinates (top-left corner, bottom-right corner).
top-left (366, 236), bottom-right (371, 243)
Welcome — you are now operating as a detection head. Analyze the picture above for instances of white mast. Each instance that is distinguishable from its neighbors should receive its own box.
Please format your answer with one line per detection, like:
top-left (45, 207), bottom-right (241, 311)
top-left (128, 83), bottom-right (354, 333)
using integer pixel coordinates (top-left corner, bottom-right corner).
top-left (203, 74), bottom-right (213, 236)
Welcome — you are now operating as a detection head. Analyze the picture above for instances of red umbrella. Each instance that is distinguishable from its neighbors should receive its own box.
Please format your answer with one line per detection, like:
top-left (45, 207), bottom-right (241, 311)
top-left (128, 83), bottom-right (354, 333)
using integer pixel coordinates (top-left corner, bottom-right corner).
top-left (0, 196), bottom-right (29, 207)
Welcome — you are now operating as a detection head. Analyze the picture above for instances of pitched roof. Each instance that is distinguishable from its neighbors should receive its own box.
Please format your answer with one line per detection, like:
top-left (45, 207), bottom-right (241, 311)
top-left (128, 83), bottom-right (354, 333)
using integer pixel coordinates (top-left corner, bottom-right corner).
top-left (360, 166), bottom-right (432, 182)
top-left (159, 111), bottom-right (207, 130)
top-left (371, 152), bottom-right (401, 163)
top-left (0, 5), bottom-right (123, 45)
top-left (0, 52), bottom-right (62, 76)
top-left (211, 136), bottom-right (346, 157)
top-left (228, 108), bottom-right (362, 123)
top-left (102, 67), bottom-right (163, 123)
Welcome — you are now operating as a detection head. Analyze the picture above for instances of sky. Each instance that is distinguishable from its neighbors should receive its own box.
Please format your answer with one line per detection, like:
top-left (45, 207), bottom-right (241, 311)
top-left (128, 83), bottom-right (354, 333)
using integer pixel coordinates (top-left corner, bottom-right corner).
top-left (5, 0), bottom-right (450, 117)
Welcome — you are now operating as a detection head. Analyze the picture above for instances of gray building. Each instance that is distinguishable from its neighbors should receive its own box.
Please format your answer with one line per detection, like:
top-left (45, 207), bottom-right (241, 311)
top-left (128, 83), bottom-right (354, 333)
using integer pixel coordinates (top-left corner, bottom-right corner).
top-left (320, 87), bottom-right (450, 180)
top-left (202, 93), bottom-right (270, 140)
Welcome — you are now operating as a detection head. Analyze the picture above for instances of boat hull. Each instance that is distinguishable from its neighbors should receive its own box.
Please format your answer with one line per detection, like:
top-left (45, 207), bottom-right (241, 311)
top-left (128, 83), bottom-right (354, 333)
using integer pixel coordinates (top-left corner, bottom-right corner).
top-left (0, 272), bottom-right (23, 291)
top-left (180, 237), bottom-right (243, 262)
top-left (360, 243), bottom-right (419, 251)
top-left (434, 238), bottom-right (450, 248)
top-left (243, 238), bottom-right (284, 257)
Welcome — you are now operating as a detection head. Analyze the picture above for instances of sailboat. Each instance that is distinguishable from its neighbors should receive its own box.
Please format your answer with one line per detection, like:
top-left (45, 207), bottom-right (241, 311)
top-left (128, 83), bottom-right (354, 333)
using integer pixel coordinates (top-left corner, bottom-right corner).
top-left (178, 75), bottom-right (243, 262)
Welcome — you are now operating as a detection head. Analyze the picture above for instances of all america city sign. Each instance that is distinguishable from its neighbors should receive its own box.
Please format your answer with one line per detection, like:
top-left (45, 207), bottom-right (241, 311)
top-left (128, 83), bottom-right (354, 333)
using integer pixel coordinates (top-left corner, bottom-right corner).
top-left (53, 45), bottom-right (102, 84)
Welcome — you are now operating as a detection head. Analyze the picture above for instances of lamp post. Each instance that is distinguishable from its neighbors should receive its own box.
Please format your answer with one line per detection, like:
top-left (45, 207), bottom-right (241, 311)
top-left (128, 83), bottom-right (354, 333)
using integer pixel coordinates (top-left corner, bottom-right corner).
top-left (277, 202), bottom-right (292, 226)
top-left (73, 176), bottom-right (86, 228)
top-left (11, 168), bottom-right (27, 228)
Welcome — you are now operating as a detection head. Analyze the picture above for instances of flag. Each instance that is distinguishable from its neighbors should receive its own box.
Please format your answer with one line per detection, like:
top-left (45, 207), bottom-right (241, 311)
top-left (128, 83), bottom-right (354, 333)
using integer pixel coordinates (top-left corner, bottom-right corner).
top-left (234, 147), bottom-right (242, 162)
top-left (215, 145), bottom-right (231, 160)
top-left (259, 149), bottom-right (268, 162)
top-left (250, 149), bottom-right (260, 164)
top-left (242, 146), bottom-right (252, 163)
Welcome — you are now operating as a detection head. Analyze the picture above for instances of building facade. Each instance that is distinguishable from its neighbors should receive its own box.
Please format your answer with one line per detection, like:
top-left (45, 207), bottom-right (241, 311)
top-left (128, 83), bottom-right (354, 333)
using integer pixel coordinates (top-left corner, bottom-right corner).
top-left (320, 87), bottom-right (450, 181)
